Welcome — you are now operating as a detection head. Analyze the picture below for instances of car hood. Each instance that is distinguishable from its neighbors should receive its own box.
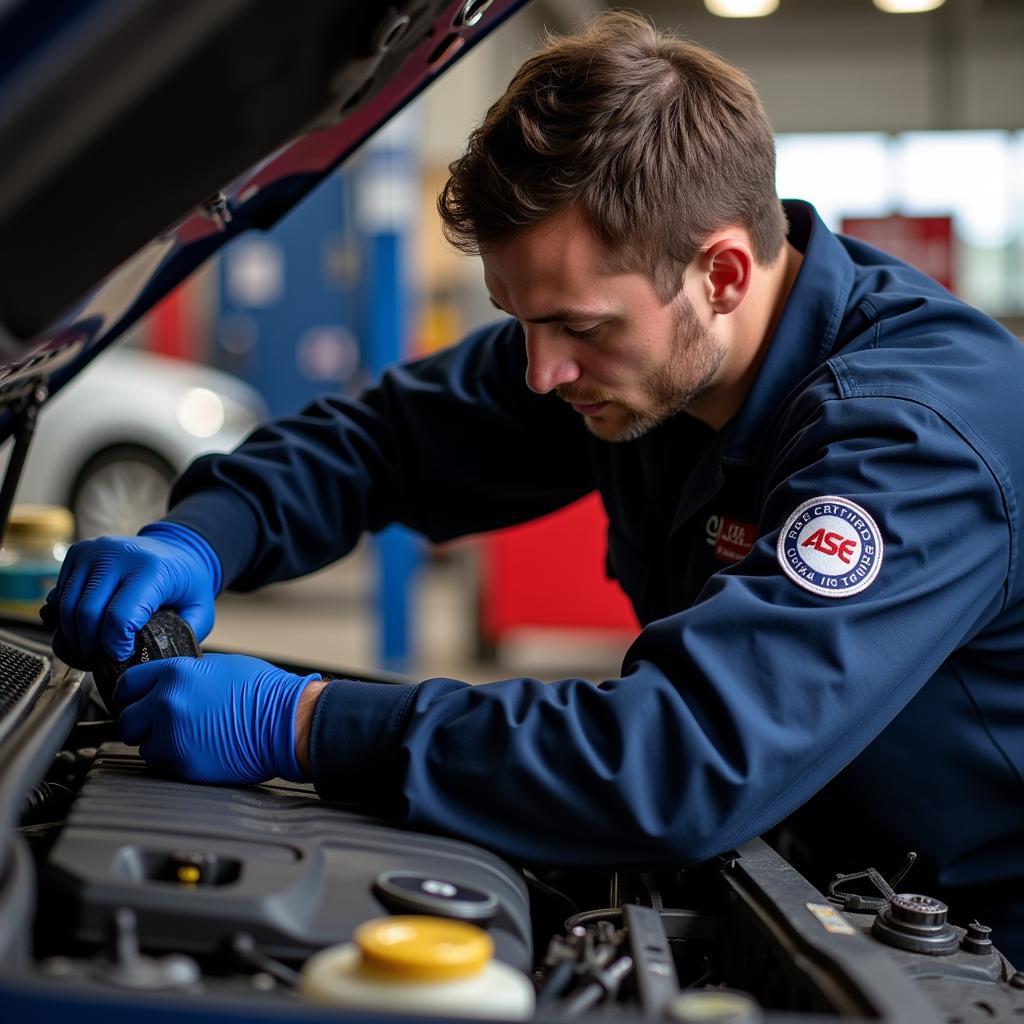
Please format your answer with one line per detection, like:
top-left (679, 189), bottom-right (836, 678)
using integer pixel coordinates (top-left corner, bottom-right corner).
top-left (0, 0), bottom-right (529, 443)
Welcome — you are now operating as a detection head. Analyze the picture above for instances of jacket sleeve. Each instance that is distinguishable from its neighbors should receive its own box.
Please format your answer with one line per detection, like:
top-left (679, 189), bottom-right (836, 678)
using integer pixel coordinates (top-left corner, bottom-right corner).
top-left (308, 388), bottom-right (1012, 867)
top-left (163, 319), bottom-right (593, 589)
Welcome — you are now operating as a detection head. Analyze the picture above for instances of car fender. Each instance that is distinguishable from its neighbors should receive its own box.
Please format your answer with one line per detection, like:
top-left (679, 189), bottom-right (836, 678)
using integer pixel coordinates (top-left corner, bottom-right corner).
top-left (5, 349), bottom-right (263, 509)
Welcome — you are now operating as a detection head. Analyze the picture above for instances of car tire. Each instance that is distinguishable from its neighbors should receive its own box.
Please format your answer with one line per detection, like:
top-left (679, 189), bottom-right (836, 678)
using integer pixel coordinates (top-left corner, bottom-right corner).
top-left (70, 445), bottom-right (176, 539)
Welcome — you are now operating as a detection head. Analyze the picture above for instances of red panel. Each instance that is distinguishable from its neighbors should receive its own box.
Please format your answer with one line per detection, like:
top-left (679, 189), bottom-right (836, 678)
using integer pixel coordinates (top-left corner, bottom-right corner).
top-left (150, 283), bottom-right (199, 360)
top-left (481, 493), bottom-right (639, 642)
top-left (841, 215), bottom-right (956, 294)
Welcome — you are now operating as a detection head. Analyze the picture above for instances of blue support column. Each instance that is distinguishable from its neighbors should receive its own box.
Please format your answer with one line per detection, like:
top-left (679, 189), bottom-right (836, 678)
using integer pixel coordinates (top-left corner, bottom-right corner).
top-left (356, 113), bottom-right (422, 673)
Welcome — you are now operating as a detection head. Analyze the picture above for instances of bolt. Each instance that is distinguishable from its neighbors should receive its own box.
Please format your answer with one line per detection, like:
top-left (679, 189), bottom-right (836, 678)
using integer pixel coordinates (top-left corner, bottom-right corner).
top-left (961, 920), bottom-right (994, 955)
top-left (200, 192), bottom-right (232, 230)
top-left (1009, 971), bottom-right (1024, 990)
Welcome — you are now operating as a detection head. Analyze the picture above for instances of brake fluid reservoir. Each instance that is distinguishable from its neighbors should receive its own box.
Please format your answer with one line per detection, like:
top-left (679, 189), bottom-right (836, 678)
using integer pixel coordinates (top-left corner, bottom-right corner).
top-left (299, 916), bottom-right (534, 1019)
top-left (0, 505), bottom-right (73, 619)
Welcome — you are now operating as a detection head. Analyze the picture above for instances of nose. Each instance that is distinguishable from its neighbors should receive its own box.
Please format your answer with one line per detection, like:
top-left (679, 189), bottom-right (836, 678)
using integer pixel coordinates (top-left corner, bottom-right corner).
top-left (523, 327), bottom-right (581, 395)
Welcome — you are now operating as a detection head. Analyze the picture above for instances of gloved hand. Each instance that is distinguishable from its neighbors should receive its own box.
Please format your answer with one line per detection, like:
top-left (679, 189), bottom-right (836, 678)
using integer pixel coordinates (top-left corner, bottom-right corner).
top-left (113, 653), bottom-right (322, 785)
top-left (41, 523), bottom-right (221, 667)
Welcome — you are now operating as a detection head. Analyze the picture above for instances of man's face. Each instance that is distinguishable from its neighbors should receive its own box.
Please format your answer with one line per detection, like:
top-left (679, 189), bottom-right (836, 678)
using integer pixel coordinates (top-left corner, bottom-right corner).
top-left (482, 207), bottom-right (727, 442)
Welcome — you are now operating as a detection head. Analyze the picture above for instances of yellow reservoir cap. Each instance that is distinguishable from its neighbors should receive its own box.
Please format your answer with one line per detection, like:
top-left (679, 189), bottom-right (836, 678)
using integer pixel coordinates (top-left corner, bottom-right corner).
top-left (355, 917), bottom-right (493, 982)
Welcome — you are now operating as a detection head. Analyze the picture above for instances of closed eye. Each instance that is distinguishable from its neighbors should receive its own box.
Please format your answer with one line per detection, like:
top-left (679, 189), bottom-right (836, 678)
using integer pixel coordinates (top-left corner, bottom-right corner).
top-left (559, 323), bottom-right (600, 340)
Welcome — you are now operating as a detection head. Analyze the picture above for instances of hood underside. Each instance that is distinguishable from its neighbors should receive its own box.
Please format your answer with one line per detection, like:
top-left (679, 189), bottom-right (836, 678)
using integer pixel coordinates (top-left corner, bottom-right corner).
top-left (0, 0), bottom-right (528, 431)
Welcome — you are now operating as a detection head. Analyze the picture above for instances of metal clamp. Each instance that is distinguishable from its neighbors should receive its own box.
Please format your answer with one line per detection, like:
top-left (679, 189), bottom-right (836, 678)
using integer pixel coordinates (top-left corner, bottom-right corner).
top-left (827, 851), bottom-right (917, 912)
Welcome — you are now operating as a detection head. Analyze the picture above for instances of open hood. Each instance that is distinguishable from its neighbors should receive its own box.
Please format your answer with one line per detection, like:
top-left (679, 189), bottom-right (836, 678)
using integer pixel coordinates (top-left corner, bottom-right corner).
top-left (0, 0), bottom-right (528, 431)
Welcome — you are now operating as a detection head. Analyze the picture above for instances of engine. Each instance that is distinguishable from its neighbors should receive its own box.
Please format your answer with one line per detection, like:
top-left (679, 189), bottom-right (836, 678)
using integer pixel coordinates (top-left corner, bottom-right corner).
top-left (4, 627), bottom-right (1024, 1024)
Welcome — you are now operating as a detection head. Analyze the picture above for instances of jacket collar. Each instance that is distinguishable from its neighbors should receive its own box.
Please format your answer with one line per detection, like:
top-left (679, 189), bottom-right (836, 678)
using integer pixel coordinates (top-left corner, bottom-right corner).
top-left (720, 199), bottom-right (856, 466)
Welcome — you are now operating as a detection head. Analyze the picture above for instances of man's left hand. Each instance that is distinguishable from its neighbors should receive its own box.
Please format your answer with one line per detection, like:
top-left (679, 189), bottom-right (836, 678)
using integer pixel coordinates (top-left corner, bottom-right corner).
top-left (113, 654), bottom-right (326, 785)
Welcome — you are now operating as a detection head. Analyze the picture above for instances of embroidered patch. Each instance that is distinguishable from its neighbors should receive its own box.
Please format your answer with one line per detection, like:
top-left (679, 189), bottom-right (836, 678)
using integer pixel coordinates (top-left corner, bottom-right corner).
top-left (776, 496), bottom-right (883, 598)
top-left (714, 517), bottom-right (757, 564)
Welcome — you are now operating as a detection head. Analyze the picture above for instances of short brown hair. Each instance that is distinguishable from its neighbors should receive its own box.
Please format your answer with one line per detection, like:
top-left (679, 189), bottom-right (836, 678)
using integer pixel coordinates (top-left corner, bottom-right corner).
top-left (438, 11), bottom-right (787, 300)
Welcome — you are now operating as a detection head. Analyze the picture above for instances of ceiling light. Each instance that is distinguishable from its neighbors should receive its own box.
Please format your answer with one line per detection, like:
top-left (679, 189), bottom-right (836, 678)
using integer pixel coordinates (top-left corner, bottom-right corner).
top-left (704, 0), bottom-right (780, 17)
top-left (872, 0), bottom-right (945, 12)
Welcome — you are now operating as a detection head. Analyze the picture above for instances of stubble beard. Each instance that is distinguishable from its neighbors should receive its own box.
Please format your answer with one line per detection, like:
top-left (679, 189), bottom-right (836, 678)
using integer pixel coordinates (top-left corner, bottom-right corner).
top-left (569, 295), bottom-right (726, 443)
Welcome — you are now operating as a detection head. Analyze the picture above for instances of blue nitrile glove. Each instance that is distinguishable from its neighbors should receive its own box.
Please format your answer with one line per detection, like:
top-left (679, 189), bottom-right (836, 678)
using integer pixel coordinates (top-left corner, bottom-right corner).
top-left (113, 653), bottom-right (321, 785)
top-left (41, 522), bottom-right (221, 667)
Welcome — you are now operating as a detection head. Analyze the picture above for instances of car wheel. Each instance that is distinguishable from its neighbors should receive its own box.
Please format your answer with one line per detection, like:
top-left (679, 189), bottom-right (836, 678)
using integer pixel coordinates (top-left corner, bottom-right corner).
top-left (70, 445), bottom-right (176, 539)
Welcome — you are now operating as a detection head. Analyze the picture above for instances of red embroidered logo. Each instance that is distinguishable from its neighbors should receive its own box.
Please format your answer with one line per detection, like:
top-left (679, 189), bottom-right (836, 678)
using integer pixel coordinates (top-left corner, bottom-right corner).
top-left (800, 528), bottom-right (857, 564)
top-left (714, 517), bottom-right (757, 563)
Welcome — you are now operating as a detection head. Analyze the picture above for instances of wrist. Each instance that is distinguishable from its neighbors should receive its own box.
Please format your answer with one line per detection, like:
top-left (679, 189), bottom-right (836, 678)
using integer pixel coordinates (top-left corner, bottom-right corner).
top-left (294, 677), bottom-right (330, 779)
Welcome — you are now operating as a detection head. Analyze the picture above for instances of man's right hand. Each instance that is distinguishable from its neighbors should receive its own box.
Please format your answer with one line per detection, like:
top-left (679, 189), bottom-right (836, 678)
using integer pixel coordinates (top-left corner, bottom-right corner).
top-left (41, 523), bottom-right (220, 667)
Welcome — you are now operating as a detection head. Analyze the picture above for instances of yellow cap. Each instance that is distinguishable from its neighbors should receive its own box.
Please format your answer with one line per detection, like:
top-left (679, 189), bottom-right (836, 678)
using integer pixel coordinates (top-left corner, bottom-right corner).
top-left (668, 991), bottom-right (761, 1023)
top-left (3, 505), bottom-right (74, 546)
top-left (355, 917), bottom-right (493, 982)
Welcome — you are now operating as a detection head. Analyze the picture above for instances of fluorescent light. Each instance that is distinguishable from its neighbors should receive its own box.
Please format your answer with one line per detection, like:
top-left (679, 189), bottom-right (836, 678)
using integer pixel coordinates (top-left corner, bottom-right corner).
top-left (704, 0), bottom-right (779, 17)
top-left (873, 0), bottom-right (945, 12)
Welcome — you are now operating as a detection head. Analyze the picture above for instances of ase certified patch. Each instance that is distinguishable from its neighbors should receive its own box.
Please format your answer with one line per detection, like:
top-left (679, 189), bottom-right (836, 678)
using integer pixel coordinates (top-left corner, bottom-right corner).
top-left (776, 496), bottom-right (883, 598)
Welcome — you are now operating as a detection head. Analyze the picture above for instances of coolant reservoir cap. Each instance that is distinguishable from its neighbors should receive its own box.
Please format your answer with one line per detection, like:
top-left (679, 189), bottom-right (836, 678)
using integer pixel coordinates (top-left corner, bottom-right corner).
top-left (668, 990), bottom-right (763, 1024)
top-left (356, 917), bottom-right (493, 982)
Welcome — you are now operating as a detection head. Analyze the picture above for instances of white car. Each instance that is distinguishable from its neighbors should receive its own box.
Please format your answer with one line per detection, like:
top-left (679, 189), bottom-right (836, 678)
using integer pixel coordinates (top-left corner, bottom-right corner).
top-left (8, 347), bottom-right (265, 538)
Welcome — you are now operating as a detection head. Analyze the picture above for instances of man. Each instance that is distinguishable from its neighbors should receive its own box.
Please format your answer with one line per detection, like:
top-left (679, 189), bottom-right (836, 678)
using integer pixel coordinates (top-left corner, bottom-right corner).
top-left (46, 13), bottom-right (1024, 959)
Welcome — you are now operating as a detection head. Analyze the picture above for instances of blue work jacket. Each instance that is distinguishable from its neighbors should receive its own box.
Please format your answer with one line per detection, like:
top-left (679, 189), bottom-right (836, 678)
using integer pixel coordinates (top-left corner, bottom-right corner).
top-left (166, 201), bottom-right (1024, 958)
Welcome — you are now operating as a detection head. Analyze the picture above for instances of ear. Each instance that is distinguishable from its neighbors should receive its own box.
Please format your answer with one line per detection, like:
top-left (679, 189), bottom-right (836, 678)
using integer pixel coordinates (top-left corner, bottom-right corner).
top-left (698, 237), bottom-right (753, 315)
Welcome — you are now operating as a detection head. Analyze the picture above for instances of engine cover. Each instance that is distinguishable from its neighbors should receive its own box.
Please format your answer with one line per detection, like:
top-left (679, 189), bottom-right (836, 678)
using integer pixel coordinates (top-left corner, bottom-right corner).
top-left (43, 745), bottom-right (532, 968)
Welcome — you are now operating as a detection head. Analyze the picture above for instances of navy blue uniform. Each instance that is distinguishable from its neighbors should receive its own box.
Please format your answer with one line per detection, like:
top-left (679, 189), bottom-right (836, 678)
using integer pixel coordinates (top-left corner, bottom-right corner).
top-left (167, 201), bottom-right (1024, 959)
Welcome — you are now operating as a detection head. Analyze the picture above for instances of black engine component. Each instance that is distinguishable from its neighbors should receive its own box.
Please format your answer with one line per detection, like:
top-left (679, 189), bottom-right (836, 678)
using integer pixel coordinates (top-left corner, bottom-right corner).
top-left (90, 609), bottom-right (201, 712)
top-left (624, 902), bottom-right (680, 1015)
top-left (40, 745), bottom-right (532, 970)
top-left (871, 894), bottom-right (961, 956)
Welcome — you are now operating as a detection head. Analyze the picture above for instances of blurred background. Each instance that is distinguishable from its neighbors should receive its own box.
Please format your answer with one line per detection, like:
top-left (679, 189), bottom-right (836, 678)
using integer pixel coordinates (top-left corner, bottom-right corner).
top-left (31, 0), bottom-right (1024, 684)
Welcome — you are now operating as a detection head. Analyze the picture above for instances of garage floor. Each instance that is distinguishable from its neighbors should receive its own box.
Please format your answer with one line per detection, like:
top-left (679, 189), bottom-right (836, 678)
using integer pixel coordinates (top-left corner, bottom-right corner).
top-left (208, 543), bottom-right (629, 686)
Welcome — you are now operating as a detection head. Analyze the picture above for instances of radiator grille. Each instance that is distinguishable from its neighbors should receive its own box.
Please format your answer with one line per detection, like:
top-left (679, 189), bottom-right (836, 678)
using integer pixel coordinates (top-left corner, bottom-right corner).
top-left (0, 640), bottom-right (48, 721)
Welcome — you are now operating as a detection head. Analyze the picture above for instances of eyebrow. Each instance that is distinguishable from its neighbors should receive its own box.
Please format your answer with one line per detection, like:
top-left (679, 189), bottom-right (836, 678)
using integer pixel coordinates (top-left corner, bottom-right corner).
top-left (488, 296), bottom-right (607, 324)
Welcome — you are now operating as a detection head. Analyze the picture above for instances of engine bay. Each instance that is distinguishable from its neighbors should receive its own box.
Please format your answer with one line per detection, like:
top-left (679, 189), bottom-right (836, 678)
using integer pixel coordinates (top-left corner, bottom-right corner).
top-left (3, 627), bottom-right (1024, 1024)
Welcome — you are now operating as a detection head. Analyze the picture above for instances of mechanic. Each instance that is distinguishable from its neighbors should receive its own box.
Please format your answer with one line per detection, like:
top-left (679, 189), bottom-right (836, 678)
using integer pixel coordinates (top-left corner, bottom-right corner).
top-left (45, 13), bottom-right (1024, 959)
